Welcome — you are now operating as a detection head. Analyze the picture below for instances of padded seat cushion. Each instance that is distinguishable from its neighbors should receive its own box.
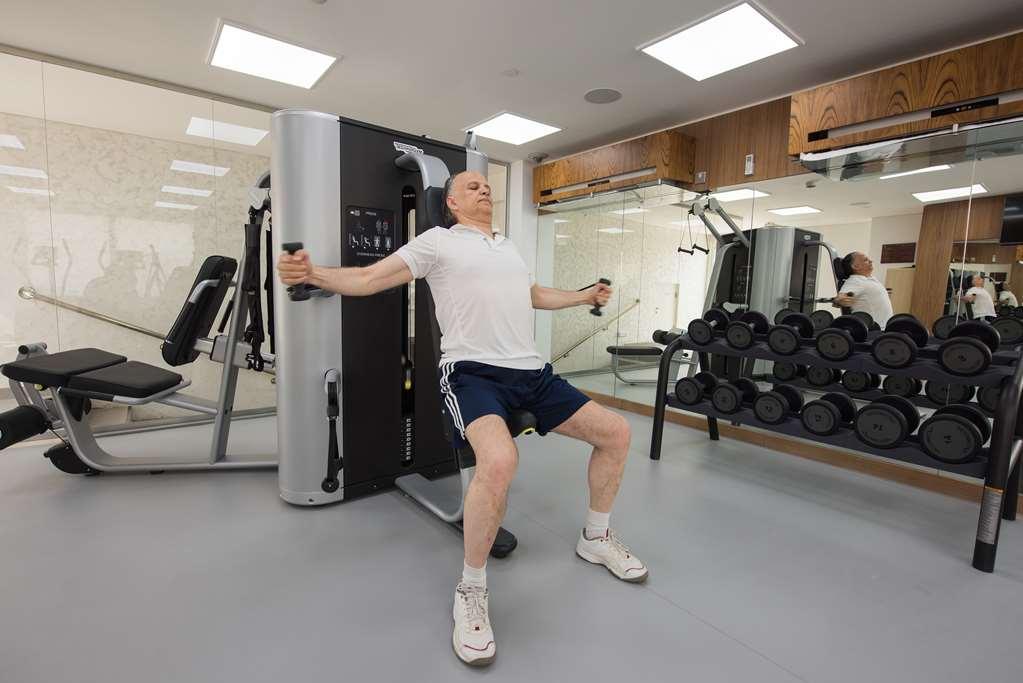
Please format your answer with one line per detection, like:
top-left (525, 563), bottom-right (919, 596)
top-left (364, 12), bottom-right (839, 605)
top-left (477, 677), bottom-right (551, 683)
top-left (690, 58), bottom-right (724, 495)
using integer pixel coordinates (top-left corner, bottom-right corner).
top-left (606, 344), bottom-right (663, 357)
top-left (1, 348), bottom-right (126, 387)
top-left (67, 361), bottom-right (183, 398)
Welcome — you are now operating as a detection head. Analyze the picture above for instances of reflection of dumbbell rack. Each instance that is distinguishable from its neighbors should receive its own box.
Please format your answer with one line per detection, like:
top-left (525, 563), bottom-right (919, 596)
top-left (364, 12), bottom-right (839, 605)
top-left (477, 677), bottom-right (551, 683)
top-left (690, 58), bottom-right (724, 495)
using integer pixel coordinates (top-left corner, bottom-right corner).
top-left (648, 328), bottom-right (1023, 573)
top-left (777, 376), bottom-right (998, 417)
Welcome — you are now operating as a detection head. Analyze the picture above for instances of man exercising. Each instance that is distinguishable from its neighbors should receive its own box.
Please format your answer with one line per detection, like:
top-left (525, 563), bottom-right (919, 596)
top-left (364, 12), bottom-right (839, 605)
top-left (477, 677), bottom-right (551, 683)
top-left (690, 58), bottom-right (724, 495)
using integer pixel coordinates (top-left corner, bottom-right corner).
top-left (833, 251), bottom-right (894, 327)
top-left (277, 170), bottom-right (647, 667)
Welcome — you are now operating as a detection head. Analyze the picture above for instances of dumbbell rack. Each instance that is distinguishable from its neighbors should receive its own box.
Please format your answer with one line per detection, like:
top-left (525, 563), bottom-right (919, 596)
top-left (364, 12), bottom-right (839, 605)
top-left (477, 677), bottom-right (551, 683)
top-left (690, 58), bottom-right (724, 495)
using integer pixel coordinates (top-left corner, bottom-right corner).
top-left (649, 333), bottom-right (1023, 573)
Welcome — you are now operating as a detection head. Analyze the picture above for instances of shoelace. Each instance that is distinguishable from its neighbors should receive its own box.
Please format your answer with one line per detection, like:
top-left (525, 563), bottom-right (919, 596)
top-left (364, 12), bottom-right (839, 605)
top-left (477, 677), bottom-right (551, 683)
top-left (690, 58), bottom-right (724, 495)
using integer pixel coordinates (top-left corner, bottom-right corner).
top-left (458, 585), bottom-right (489, 625)
top-left (606, 531), bottom-right (633, 559)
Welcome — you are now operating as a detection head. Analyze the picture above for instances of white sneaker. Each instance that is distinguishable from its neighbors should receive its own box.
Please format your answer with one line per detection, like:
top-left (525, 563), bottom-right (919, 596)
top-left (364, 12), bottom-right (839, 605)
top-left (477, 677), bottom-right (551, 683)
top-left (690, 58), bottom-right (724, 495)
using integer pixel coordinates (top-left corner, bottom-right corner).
top-left (452, 581), bottom-right (496, 666)
top-left (576, 529), bottom-right (649, 583)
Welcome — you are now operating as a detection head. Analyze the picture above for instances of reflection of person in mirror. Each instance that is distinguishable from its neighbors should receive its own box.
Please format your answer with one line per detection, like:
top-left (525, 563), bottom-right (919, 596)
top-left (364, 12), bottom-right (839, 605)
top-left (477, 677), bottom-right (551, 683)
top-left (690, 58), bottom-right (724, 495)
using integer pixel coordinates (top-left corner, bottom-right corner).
top-left (996, 281), bottom-right (1018, 308)
top-left (833, 251), bottom-right (893, 327)
top-left (962, 274), bottom-right (997, 320)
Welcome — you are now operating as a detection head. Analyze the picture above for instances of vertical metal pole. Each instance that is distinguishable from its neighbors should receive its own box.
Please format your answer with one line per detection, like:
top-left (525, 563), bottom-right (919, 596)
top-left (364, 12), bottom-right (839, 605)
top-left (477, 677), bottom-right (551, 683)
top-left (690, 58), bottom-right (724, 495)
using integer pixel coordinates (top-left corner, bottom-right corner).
top-left (1002, 449), bottom-right (1020, 522)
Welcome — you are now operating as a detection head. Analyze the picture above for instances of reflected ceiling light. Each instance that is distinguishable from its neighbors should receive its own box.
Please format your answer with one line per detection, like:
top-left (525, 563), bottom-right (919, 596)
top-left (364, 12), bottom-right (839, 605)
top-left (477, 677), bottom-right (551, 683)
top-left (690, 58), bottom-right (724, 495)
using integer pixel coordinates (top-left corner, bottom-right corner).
top-left (186, 117), bottom-right (268, 146)
top-left (171, 160), bottom-right (230, 177)
top-left (553, 219), bottom-right (570, 224)
top-left (639, 2), bottom-right (798, 81)
top-left (154, 200), bottom-right (198, 210)
top-left (768, 205), bottom-right (821, 216)
top-left (708, 188), bottom-right (769, 202)
top-left (912, 184), bottom-right (987, 203)
top-left (466, 112), bottom-right (560, 145)
top-left (608, 208), bottom-right (649, 215)
top-left (0, 134), bottom-right (25, 150)
top-left (161, 185), bottom-right (214, 197)
top-left (555, 234), bottom-right (571, 239)
top-left (209, 23), bottom-right (337, 88)
top-left (879, 164), bottom-right (951, 180)
top-left (7, 186), bottom-right (53, 196)
top-left (597, 227), bottom-right (635, 234)
top-left (0, 164), bottom-right (47, 179)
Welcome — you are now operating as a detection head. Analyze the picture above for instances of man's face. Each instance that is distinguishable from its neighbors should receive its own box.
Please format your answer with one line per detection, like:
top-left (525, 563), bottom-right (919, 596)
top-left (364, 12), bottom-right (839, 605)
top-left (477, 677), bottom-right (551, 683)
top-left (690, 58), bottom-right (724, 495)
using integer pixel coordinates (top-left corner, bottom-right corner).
top-left (852, 252), bottom-right (873, 276)
top-left (973, 275), bottom-right (984, 288)
top-left (447, 171), bottom-right (493, 225)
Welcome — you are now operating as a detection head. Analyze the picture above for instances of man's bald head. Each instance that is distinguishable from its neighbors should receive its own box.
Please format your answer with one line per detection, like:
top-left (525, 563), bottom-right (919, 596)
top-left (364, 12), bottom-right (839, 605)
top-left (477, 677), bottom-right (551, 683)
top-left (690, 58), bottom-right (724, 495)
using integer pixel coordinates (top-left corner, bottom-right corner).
top-left (444, 170), bottom-right (492, 228)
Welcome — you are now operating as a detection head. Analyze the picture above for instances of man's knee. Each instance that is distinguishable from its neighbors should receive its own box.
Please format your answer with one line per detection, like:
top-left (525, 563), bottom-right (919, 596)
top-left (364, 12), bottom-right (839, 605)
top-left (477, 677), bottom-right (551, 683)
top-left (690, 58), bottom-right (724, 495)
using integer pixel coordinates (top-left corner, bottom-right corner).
top-left (607, 413), bottom-right (631, 451)
top-left (475, 447), bottom-right (518, 488)
top-left (465, 415), bottom-right (519, 487)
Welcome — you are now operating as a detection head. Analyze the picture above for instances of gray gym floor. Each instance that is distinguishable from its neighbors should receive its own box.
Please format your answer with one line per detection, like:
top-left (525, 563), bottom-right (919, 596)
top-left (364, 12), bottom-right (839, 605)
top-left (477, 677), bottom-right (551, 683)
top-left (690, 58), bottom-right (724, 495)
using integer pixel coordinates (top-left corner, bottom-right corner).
top-left (1, 410), bottom-right (1021, 683)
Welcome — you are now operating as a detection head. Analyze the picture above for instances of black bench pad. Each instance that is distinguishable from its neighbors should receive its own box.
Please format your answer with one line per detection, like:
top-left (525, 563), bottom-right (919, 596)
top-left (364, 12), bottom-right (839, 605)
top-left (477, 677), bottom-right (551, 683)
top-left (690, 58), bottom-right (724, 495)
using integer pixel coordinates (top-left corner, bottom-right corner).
top-left (67, 361), bottom-right (183, 398)
top-left (1, 348), bottom-right (126, 387)
top-left (606, 344), bottom-right (664, 357)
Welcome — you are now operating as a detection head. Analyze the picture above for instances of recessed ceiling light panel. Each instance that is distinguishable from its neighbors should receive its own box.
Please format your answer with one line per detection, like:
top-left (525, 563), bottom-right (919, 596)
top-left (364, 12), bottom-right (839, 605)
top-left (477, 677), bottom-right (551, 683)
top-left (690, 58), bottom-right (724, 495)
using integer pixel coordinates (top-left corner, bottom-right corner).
top-left (709, 188), bottom-right (770, 202)
top-left (879, 164), bottom-right (952, 180)
top-left (597, 227), bottom-right (635, 234)
top-left (467, 113), bottom-right (560, 145)
top-left (912, 184), bottom-right (987, 203)
top-left (639, 3), bottom-right (798, 81)
top-left (186, 117), bottom-right (268, 146)
top-left (0, 164), bottom-right (47, 179)
top-left (154, 201), bottom-right (199, 211)
top-left (162, 185), bottom-right (214, 197)
top-left (7, 186), bottom-right (53, 196)
top-left (171, 160), bottom-right (230, 177)
top-left (768, 205), bottom-right (821, 216)
top-left (209, 22), bottom-right (337, 89)
top-left (0, 134), bottom-right (25, 150)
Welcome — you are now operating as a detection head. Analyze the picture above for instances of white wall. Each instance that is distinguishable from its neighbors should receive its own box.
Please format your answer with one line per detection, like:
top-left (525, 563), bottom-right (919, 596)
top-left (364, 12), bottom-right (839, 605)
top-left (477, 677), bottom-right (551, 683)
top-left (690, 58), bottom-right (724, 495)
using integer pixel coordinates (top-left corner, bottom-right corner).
top-left (869, 213), bottom-right (923, 285)
top-left (811, 221), bottom-right (873, 300)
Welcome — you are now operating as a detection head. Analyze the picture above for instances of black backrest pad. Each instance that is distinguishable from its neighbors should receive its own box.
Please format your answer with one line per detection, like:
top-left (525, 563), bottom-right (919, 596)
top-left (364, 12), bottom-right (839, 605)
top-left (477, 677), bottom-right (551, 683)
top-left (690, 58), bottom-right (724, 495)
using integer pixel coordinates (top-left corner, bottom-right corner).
top-left (162, 255), bottom-right (238, 367)
top-left (1, 348), bottom-right (126, 387)
top-left (424, 186), bottom-right (451, 228)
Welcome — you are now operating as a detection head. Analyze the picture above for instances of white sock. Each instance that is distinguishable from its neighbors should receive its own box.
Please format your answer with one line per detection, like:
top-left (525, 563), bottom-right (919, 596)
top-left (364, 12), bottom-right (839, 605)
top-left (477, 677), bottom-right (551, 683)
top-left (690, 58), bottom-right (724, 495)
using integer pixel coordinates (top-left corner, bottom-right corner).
top-left (585, 509), bottom-right (610, 540)
top-left (462, 561), bottom-right (487, 589)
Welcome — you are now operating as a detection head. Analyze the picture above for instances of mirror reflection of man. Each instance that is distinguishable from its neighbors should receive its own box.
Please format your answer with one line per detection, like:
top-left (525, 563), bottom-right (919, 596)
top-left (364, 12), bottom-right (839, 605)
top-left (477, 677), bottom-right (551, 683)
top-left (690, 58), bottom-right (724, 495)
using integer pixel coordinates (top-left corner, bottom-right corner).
top-left (961, 274), bottom-right (997, 321)
top-left (832, 251), bottom-right (894, 327)
top-left (996, 281), bottom-right (1018, 308)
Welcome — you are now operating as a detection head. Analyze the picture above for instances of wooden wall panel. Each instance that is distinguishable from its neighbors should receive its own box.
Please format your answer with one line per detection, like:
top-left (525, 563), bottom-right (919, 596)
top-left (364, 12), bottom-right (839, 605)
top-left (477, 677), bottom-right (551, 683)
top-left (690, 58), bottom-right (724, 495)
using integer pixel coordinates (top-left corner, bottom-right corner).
top-left (790, 32), bottom-right (1023, 155)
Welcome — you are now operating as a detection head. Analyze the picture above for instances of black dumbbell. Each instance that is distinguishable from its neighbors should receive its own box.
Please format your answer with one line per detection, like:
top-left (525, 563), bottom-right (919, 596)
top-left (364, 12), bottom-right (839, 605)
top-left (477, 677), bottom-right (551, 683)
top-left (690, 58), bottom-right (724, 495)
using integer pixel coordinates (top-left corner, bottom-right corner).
top-left (772, 362), bottom-right (806, 382)
top-left (882, 375), bottom-right (922, 398)
top-left (753, 385), bottom-right (804, 425)
top-left (851, 310), bottom-right (880, 332)
top-left (918, 404), bottom-right (992, 464)
top-left (809, 309), bottom-right (835, 332)
top-left (767, 312), bottom-right (815, 355)
top-left (688, 308), bottom-right (731, 345)
top-left (710, 378), bottom-right (759, 414)
top-left (924, 381), bottom-right (976, 406)
top-left (871, 316), bottom-right (929, 369)
top-left (932, 314), bottom-right (966, 340)
top-left (725, 311), bottom-right (770, 350)
top-left (674, 372), bottom-right (718, 406)
top-left (991, 315), bottom-right (1023, 344)
top-left (841, 371), bottom-right (881, 393)
top-left (816, 315), bottom-right (869, 361)
top-left (854, 396), bottom-right (920, 449)
top-left (997, 305), bottom-right (1014, 317)
top-left (887, 313), bottom-right (922, 326)
top-left (937, 321), bottom-right (1000, 375)
top-left (801, 393), bottom-right (857, 436)
top-left (282, 242), bottom-right (312, 301)
top-left (977, 383), bottom-right (1003, 413)
top-left (1015, 305), bottom-right (1023, 318)
top-left (806, 366), bottom-right (841, 387)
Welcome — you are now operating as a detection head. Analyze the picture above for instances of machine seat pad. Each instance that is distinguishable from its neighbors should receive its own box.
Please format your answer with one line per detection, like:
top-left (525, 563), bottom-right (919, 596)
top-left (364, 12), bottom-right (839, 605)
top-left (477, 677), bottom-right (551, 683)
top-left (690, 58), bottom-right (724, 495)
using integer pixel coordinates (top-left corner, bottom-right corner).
top-left (67, 361), bottom-right (183, 398)
top-left (1, 348), bottom-right (127, 387)
top-left (606, 344), bottom-right (663, 357)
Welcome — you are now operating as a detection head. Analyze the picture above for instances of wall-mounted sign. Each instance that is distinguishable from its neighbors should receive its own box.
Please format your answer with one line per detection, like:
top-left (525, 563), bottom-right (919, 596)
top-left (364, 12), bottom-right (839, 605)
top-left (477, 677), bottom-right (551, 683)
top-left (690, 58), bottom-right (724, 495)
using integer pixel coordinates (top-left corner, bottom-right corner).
top-left (881, 242), bottom-right (916, 264)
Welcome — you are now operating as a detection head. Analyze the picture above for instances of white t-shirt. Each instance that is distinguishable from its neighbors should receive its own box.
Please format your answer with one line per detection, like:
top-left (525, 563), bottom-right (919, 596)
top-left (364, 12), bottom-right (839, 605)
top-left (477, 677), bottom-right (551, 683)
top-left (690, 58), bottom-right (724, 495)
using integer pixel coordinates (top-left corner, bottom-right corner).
top-left (967, 286), bottom-right (997, 318)
top-left (841, 274), bottom-right (894, 328)
top-left (396, 224), bottom-right (543, 370)
top-left (998, 290), bottom-right (1018, 307)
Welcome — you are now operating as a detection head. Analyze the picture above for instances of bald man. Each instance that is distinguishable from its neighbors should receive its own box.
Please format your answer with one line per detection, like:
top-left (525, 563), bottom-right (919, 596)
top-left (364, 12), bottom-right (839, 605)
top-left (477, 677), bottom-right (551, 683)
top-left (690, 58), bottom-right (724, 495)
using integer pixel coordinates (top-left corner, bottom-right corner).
top-left (278, 170), bottom-right (647, 667)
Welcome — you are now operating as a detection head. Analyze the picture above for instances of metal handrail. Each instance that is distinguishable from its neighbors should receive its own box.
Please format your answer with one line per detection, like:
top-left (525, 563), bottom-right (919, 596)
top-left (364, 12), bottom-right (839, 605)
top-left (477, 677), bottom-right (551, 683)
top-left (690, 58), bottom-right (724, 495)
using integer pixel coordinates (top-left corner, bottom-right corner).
top-left (551, 299), bottom-right (641, 364)
top-left (18, 286), bottom-right (164, 340)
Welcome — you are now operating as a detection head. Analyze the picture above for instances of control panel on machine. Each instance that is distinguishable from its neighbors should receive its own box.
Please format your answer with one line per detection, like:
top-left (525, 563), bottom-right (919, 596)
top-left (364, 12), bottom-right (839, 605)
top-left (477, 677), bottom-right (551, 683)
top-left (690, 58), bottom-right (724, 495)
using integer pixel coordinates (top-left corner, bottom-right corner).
top-left (345, 206), bottom-right (397, 266)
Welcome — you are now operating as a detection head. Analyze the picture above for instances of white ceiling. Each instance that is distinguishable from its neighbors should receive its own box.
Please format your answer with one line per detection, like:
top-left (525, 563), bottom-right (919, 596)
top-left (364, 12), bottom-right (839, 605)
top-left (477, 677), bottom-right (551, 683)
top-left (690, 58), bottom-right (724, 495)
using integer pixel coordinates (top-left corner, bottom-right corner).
top-left (1, 0), bottom-right (1021, 163)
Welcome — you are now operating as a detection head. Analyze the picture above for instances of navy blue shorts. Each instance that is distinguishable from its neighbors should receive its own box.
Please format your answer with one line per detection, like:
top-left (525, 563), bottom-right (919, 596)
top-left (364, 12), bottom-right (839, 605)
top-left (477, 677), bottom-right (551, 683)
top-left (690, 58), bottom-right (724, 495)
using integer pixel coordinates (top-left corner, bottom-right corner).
top-left (438, 361), bottom-right (591, 448)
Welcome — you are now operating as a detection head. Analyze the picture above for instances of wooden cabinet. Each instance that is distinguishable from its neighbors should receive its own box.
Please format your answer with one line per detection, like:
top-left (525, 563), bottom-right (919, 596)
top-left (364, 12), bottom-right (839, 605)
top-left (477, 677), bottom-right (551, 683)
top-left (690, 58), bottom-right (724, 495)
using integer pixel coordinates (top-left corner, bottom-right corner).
top-left (532, 130), bottom-right (694, 205)
top-left (789, 32), bottom-right (1023, 155)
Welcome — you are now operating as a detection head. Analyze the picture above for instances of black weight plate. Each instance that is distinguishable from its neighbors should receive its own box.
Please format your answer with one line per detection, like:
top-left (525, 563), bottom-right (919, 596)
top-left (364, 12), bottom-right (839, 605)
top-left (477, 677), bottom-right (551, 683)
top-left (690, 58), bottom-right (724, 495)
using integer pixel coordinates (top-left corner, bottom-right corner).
top-left (992, 316), bottom-right (1023, 344)
top-left (887, 313), bottom-right (921, 327)
top-left (711, 384), bottom-right (743, 414)
top-left (998, 305), bottom-right (1014, 317)
top-left (1015, 305), bottom-right (1023, 317)
top-left (753, 393), bottom-right (788, 424)
top-left (949, 320), bottom-right (1001, 351)
top-left (932, 315), bottom-right (960, 340)
top-left (886, 318), bottom-right (929, 347)
top-left (741, 311), bottom-right (770, 333)
top-left (933, 404), bottom-right (992, 443)
top-left (925, 381), bottom-right (950, 404)
top-left (688, 319), bottom-right (715, 345)
top-left (774, 308), bottom-right (793, 324)
top-left (874, 395), bottom-right (920, 432)
top-left (851, 311), bottom-right (875, 330)
top-left (725, 321), bottom-right (756, 349)
top-left (977, 384), bottom-right (1002, 413)
top-left (854, 403), bottom-right (909, 448)
top-left (704, 308), bottom-right (731, 327)
top-left (810, 309), bottom-right (835, 331)
top-left (767, 326), bottom-right (801, 355)
top-left (947, 384), bottom-right (975, 404)
top-left (938, 337), bottom-right (992, 376)
top-left (806, 366), bottom-right (839, 387)
top-left (801, 401), bottom-right (841, 436)
top-left (919, 415), bottom-right (983, 463)
top-left (871, 333), bottom-right (917, 368)
top-left (841, 371), bottom-right (872, 393)
top-left (674, 378), bottom-right (704, 405)
top-left (772, 362), bottom-right (800, 381)
top-left (832, 315), bottom-right (870, 342)
top-left (734, 378), bottom-right (759, 401)
top-left (772, 384), bottom-right (804, 412)
top-left (882, 375), bottom-right (920, 398)
top-left (816, 329), bottom-right (854, 361)
top-left (781, 312), bottom-right (815, 338)
top-left (822, 392), bottom-right (857, 423)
